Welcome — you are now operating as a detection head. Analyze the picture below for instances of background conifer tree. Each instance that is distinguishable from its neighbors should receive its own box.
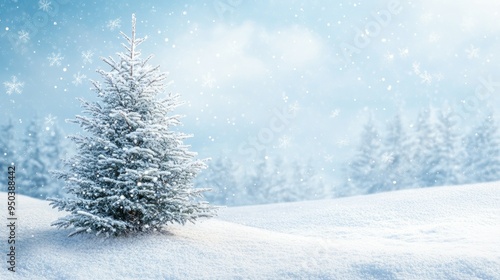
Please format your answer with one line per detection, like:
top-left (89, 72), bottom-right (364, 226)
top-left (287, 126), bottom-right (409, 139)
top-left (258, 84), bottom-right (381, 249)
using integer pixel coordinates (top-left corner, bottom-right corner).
top-left (380, 113), bottom-right (411, 191)
top-left (463, 114), bottom-right (500, 183)
top-left (199, 156), bottom-right (238, 206)
top-left (19, 118), bottom-right (49, 198)
top-left (0, 119), bottom-right (16, 189)
top-left (346, 116), bottom-right (382, 194)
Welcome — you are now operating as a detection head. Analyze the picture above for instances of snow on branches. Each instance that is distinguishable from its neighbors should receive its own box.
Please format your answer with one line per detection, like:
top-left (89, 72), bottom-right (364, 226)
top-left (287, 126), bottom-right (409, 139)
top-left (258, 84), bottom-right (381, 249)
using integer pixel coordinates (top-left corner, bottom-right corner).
top-left (49, 14), bottom-right (216, 237)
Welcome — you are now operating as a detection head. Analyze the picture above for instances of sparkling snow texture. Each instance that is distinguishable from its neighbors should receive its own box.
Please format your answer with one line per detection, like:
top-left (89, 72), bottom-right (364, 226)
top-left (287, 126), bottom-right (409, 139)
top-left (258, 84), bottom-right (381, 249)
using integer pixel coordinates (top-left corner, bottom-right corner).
top-left (1, 183), bottom-right (498, 279)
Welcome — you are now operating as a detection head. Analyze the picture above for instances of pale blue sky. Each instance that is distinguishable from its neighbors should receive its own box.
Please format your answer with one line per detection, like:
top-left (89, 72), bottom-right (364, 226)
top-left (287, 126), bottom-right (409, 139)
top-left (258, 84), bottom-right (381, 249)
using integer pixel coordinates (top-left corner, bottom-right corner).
top-left (1, 0), bottom-right (499, 182)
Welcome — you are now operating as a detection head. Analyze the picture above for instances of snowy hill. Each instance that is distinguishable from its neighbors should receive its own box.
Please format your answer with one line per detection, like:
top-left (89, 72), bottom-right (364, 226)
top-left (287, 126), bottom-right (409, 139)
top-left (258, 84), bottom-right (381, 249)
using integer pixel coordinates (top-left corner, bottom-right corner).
top-left (1, 183), bottom-right (499, 280)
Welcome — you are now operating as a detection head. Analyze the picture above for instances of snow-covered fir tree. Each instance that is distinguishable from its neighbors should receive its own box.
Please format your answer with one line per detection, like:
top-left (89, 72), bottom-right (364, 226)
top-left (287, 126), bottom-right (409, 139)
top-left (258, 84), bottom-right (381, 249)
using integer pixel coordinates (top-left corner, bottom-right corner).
top-left (18, 118), bottom-right (50, 198)
top-left (265, 155), bottom-right (290, 203)
top-left (265, 157), bottom-right (302, 203)
top-left (412, 107), bottom-right (439, 187)
top-left (1, 118), bottom-right (67, 198)
top-left (0, 120), bottom-right (15, 163)
top-left (199, 153), bottom-right (330, 206)
top-left (289, 160), bottom-right (323, 201)
top-left (42, 124), bottom-right (68, 198)
top-left (0, 119), bottom-right (16, 183)
top-left (346, 116), bottom-right (382, 194)
top-left (342, 105), bottom-right (500, 195)
top-left (307, 167), bottom-right (328, 200)
top-left (199, 156), bottom-right (238, 206)
top-left (380, 113), bottom-right (411, 191)
top-left (430, 107), bottom-right (462, 186)
top-left (49, 15), bottom-right (215, 237)
top-left (463, 114), bottom-right (500, 183)
top-left (244, 152), bottom-right (272, 205)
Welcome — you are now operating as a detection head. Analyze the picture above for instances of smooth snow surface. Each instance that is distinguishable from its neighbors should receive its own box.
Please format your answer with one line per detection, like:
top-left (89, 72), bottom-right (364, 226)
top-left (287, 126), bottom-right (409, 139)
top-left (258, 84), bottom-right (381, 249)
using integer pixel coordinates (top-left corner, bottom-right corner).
top-left (1, 183), bottom-right (499, 279)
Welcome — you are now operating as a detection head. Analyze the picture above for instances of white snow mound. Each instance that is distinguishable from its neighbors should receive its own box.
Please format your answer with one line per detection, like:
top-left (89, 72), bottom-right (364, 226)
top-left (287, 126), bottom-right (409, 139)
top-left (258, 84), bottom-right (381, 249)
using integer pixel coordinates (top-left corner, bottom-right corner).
top-left (1, 183), bottom-right (499, 279)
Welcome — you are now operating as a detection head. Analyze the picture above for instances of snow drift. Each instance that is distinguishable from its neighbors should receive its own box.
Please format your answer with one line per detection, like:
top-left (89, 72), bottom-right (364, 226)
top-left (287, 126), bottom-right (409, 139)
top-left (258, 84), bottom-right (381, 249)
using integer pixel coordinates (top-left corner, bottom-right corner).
top-left (1, 182), bottom-right (499, 279)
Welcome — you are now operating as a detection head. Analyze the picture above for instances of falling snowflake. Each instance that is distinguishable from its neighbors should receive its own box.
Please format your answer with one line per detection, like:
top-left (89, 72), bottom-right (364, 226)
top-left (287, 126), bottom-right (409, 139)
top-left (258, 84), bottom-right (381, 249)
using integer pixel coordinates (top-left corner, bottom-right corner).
top-left (282, 92), bottom-right (289, 103)
top-left (18, 30), bottom-right (30, 43)
top-left (412, 62), bottom-right (421, 75)
top-left (278, 135), bottom-right (292, 148)
top-left (428, 32), bottom-right (440, 43)
top-left (72, 72), bottom-right (87, 86)
top-left (398, 48), bottom-right (409, 58)
top-left (384, 52), bottom-right (395, 63)
top-left (381, 152), bottom-right (395, 164)
top-left (107, 18), bottom-right (121, 31)
top-left (329, 109), bottom-right (340, 118)
top-left (460, 18), bottom-right (475, 32)
top-left (465, 45), bottom-right (479, 59)
top-left (3, 76), bottom-right (24, 95)
top-left (82, 50), bottom-right (94, 64)
top-left (47, 52), bottom-right (64, 66)
top-left (44, 114), bottom-right (57, 127)
top-left (420, 71), bottom-right (433, 85)
top-left (434, 73), bottom-right (444, 82)
top-left (324, 154), bottom-right (334, 163)
top-left (420, 13), bottom-right (433, 24)
top-left (202, 73), bottom-right (216, 88)
top-left (227, 41), bottom-right (241, 55)
top-left (38, 0), bottom-right (52, 11)
top-left (336, 138), bottom-right (349, 147)
top-left (189, 22), bottom-right (199, 35)
top-left (288, 101), bottom-right (300, 114)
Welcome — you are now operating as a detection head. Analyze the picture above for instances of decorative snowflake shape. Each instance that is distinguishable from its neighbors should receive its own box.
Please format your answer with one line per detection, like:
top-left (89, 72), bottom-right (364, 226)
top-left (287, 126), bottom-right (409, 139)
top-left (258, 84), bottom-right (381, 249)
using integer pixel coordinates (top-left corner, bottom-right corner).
top-left (38, 0), bottom-right (52, 12)
top-left (106, 18), bottom-right (121, 31)
top-left (460, 18), bottom-right (475, 32)
top-left (18, 30), bottom-right (30, 43)
top-left (44, 114), bottom-right (57, 127)
top-left (428, 32), bottom-right (440, 43)
top-left (3, 76), bottom-right (24, 95)
top-left (420, 71), bottom-right (433, 85)
top-left (420, 13), bottom-right (433, 24)
top-left (434, 73), bottom-right (444, 82)
top-left (398, 48), bottom-right (409, 58)
top-left (227, 41), bottom-right (241, 55)
top-left (329, 109), bottom-right (340, 118)
top-left (278, 135), bottom-right (292, 149)
top-left (381, 152), bottom-right (395, 164)
top-left (202, 73), bottom-right (216, 88)
top-left (412, 61), bottom-right (421, 75)
top-left (47, 52), bottom-right (64, 66)
top-left (465, 45), bottom-right (479, 59)
top-left (82, 50), bottom-right (94, 64)
top-left (323, 154), bottom-right (334, 163)
top-left (288, 101), bottom-right (300, 114)
top-left (336, 138), bottom-right (349, 147)
top-left (384, 52), bottom-right (395, 63)
top-left (72, 72), bottom-right (87, 86)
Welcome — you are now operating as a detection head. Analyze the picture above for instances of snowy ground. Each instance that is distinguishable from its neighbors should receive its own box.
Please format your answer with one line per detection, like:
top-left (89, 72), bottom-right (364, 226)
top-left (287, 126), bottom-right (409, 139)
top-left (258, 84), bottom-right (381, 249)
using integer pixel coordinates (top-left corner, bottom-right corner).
top-left (1, 183), bottom-right (499, 279)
